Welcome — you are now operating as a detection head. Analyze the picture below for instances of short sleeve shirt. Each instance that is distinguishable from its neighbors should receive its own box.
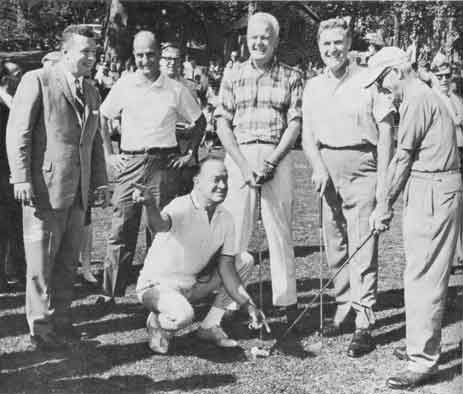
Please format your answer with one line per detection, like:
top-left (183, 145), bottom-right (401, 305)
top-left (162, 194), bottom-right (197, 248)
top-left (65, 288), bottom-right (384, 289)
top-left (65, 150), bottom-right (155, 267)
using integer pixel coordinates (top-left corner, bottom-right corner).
top-left (136, 194), bottom-right (236, 292)
top-left (215, 58), bottom-right (303, 144)
top-left (100, 73), bottom-right (201, 150)
top-left (302, 63), bottom-right (394, 148)
top-left (398, 79), bottom-right (460, 172)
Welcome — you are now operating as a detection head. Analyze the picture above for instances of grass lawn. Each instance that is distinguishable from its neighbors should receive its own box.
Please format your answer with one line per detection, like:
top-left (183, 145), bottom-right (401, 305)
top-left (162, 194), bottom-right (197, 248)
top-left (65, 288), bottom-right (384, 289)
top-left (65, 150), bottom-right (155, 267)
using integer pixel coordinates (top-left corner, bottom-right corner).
top-left (0, 150), bottom-right (461, 394)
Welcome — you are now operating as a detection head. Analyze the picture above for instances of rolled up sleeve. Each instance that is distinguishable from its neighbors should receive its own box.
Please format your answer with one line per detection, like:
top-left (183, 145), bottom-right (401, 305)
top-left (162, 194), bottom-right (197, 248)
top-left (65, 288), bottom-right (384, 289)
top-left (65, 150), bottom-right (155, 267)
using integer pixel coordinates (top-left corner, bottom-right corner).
top-left (214, 73), bottom-right (235, 122)
top-left (287, 71), bottom-right (303, 124)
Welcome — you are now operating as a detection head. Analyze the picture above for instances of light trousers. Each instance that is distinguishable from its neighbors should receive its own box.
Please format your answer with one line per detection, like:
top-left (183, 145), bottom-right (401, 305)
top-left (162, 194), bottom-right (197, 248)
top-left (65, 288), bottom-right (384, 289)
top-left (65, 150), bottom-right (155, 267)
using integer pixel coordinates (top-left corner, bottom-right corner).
top-left (23, 200), bottom-right (85, 336)
top-left (321, 146), bottom-right (378, 329)
top-left (223, 144), bottom-right (296, 306)
top-left (403, 171), bottom-right (462, 373)
top-left (138, 252), bottom-right (254, 331)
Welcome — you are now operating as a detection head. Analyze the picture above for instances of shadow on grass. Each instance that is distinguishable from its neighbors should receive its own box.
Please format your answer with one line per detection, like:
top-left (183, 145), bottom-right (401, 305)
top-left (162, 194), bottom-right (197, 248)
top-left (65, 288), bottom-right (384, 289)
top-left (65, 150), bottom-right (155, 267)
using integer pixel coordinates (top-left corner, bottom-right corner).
top-left (1, 372), bottom-right (236, 394)
top-left (432, 344), bottom-right (463, 384)
top-left (0, 292), bottom-right (25, 310)
top-left (250, 244), bottom-right (321, 262)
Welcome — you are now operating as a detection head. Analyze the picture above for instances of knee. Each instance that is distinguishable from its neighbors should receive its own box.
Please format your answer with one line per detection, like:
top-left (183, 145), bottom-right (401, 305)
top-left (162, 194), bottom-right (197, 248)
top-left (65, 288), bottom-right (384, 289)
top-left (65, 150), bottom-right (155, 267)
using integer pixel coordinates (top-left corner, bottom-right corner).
top-left (159, 303), bottom-right (194, 331)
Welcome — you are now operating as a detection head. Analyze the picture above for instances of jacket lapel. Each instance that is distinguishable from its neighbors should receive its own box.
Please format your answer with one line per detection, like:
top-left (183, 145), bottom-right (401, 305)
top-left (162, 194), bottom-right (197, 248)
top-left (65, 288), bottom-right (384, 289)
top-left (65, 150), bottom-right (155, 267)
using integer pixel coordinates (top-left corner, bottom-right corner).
top-left (54, 66), bottom-right (82, 126)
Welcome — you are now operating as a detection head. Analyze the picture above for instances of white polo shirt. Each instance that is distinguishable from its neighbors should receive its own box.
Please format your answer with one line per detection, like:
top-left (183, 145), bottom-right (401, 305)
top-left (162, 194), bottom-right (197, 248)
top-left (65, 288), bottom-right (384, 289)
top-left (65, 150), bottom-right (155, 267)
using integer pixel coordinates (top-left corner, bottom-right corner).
top-left (100, 72), bottom-right (201, 150)
top-left (136, 193), bottom-right (236, 292)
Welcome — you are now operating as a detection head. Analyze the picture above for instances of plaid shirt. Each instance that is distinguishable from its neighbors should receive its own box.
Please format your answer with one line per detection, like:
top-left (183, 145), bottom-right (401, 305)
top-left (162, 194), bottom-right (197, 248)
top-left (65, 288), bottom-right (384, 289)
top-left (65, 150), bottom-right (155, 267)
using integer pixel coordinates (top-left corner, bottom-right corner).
top-left (215, 58), bottom-right (303, 144)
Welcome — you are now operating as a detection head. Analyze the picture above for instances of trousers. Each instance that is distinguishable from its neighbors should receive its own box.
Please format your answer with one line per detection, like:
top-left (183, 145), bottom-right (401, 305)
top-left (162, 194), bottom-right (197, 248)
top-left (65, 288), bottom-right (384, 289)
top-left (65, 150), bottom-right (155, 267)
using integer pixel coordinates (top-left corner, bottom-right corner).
top-left (320, 146), bottom-right (378, 329)
top-left (103, 153), bottom-right (179, 298)
top-left (23, 199), bottom-right (85, 336)
top-left (403, 171), bottom-right (462, 373)
top-left (222, 144), bottom-right (296, 306)
top-left (138, 252), bottom-right (254, 331)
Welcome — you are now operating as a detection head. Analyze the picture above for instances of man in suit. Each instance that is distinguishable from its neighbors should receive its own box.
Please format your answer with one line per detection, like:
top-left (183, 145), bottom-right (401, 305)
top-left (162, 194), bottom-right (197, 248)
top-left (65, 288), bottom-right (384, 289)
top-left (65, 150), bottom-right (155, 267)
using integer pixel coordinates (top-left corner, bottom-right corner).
top-left (6, 25), bottom-right (108, 351)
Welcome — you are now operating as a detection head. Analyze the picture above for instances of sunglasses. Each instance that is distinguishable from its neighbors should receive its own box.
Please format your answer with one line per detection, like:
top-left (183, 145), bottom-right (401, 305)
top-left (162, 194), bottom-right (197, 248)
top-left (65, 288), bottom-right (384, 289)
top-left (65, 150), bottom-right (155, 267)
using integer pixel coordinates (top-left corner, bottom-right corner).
top-left (161, 56), bottom-right (180, 63)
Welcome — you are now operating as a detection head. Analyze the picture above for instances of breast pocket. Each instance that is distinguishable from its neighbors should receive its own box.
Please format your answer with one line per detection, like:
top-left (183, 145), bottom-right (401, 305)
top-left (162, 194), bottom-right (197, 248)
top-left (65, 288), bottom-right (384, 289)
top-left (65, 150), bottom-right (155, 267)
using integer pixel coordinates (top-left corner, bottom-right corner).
top-left (269, 86), bottom-right (287, 110)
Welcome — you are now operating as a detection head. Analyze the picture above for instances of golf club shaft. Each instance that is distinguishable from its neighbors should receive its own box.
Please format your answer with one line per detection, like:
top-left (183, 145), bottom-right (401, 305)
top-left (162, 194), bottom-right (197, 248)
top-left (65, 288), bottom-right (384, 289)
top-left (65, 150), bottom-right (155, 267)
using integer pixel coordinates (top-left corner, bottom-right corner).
top-left (270, 229), bottom-right (377, 352)
top-left (257, 187), bottom-right (263, 341)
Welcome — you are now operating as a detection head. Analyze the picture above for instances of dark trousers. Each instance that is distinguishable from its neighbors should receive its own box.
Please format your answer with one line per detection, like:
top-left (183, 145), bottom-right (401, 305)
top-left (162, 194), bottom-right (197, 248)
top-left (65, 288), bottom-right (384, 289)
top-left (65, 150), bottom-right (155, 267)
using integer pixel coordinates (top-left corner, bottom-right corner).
top-left (103, 153), bottom-right (179, 298)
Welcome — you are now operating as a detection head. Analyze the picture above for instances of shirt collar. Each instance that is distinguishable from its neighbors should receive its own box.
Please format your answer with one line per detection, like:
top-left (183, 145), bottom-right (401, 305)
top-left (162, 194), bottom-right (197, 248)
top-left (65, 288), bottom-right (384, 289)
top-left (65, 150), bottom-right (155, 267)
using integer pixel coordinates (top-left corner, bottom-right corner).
top-left (59, 64), bottom-right (83, 91)
top-left (189, 192), bottom-right (223, 215)
top-left (245, 56), bottom-right (278, 74)
top-left (134, 71), bottom-right (165, 87)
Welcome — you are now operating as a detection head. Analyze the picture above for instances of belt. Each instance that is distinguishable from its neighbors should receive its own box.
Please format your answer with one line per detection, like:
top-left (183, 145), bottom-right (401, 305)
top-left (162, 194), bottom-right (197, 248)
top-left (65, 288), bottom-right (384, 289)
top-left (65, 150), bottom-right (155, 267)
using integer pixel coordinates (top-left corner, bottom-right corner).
top-left (411, 168), bottom-right (461, 175)
top-left (239, 139), bottom-right (277, 146)
top-left (121, 146), bottom-right (179, 155)
top-left (410, 168), bottom-right (462, 181)
top-left (319, 143), bottom-right (374, 151)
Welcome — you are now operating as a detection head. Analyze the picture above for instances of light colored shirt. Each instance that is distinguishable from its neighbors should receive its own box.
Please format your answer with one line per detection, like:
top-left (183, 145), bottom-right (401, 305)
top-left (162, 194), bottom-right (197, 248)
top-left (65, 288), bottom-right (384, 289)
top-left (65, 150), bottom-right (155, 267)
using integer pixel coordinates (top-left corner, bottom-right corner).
top-left (136, 193), bottom-right (236, 292)
top-left (100, 72), bottom-right (201, 150)
top-left (302, 62), bottom-right (394, 148)
top-left (398, 79), bottom-right (460, 172)
top-left (215, 58), bottom-right (303, 144)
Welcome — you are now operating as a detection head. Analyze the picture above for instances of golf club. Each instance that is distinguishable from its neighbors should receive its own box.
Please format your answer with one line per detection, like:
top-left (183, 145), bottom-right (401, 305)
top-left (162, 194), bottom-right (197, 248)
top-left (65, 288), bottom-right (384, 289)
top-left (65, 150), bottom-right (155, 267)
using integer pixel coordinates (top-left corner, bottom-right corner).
top-left (251, 229), bottom-right (377, 358)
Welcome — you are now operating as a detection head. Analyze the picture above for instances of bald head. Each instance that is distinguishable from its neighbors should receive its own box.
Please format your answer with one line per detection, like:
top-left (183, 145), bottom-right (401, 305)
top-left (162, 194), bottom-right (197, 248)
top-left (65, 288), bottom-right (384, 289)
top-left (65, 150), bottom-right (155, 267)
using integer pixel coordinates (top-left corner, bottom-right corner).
top-left (194, 157), bottom-right (228, 206)
top-left (133, 30), bottom-right (160, 79)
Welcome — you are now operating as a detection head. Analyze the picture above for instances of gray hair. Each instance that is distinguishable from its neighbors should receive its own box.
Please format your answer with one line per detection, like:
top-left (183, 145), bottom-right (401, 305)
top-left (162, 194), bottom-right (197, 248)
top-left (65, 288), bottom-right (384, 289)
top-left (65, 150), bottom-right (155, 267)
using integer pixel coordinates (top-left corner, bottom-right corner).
top-left (318, 16), bottom-right (352, 41)
top-left (248, 12), bottom-right (280, 38)
top-left (133, 30), bottom-right (159, 50)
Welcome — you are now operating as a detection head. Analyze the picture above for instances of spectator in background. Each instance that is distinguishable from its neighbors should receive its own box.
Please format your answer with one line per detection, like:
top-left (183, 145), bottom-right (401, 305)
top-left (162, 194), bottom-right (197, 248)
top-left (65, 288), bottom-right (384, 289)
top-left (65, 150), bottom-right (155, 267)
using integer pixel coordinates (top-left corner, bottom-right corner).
top-left (0, 61), bottom-right (26, 293)
top-left (183, 54), bottom-right (195, 80)
top-left (121, 57), bottom-right (136, 78)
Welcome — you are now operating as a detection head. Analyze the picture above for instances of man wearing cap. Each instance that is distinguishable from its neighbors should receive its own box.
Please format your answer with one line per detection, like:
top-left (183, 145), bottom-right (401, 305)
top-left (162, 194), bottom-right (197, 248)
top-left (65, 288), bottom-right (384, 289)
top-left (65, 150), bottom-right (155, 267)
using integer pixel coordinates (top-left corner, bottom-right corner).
top-left (98, 31), bottom-right (205, 308)
top-left (215, 12), bottom-right (303, 328)
top-left (369, 47), bottom-right (462, 389)
top-left (302, 17), bottom-right (395, 357)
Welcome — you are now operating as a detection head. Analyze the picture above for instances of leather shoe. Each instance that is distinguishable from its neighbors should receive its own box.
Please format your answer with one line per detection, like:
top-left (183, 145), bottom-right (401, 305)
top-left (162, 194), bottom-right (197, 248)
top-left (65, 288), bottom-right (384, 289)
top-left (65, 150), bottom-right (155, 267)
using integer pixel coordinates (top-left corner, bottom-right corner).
top-left (346, 329), bottom-right (375, 358)
top-left (30, 332), bottom-right (68, 351)
top-left (386, 369), bottom-right (434, 390)
top-left (393, 346), bottom-right (409, 361)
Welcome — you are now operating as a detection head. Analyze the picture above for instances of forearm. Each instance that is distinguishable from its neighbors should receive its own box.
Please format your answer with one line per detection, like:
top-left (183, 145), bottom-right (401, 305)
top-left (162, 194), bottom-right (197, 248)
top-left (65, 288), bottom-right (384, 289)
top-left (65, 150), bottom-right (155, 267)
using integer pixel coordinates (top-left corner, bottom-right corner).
top-left (144, 203), bottom-right (171, 233)
top-left (266, 120), bottom-right (301, 164)
top-left (383, 149), bottom-right (414, 208)
top-left (216, 118), bottom-right (249, 171)
top-left (301, 127), bottom-right (326, 172)
top-left (218, 258), bottom-right (252, 306)
top-left (376, 116), bottom-right (395, 203)
top-left (100, 115), bottom-right (115, 156)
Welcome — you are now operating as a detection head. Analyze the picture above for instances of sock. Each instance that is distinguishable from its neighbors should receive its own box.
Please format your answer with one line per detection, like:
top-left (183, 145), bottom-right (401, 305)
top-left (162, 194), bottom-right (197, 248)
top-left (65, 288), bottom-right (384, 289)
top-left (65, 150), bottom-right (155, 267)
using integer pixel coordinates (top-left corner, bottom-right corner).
top-left (200, 306), bottom-right (225, 329)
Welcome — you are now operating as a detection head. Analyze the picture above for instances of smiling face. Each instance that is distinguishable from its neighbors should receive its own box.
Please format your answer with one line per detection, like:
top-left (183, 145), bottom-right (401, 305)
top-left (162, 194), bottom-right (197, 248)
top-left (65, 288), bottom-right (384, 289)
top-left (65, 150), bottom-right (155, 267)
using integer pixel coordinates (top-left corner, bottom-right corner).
top-left (318, 27), bottom-right (351, 73)
top-left (247, 19), bottom-right (277, 66)
top-left (133, 33), bottom-right (160, 79)
top-left (194, 159), bottom-right (228, 206)
top-left (62, 33), bottom-right (96, 77)
top-left (435, 72), bottom-right (451, 95)
top-left (160, 46), bottom-right (181, 78)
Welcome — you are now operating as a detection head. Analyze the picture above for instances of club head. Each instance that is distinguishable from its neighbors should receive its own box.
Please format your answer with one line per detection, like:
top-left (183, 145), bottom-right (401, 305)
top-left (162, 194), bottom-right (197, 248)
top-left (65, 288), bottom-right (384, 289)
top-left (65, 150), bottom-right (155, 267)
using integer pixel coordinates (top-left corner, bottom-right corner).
top-left (249, 346), bottom-right (271, 359)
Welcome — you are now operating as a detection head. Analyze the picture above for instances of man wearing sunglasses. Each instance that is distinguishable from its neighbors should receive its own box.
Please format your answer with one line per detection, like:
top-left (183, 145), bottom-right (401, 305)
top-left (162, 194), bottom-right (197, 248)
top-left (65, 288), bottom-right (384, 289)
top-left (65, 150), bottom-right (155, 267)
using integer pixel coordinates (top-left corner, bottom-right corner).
top-left (369, 47), bottom-right (462, 390)
top-left (302, 17), bottom-right (395, 358)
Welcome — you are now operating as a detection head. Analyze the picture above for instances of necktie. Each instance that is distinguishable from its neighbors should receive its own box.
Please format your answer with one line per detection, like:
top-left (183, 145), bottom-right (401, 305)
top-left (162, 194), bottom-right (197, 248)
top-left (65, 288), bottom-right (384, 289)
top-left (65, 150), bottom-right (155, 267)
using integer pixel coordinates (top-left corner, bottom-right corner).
top-left (74, 78), bottom-right (85, 118)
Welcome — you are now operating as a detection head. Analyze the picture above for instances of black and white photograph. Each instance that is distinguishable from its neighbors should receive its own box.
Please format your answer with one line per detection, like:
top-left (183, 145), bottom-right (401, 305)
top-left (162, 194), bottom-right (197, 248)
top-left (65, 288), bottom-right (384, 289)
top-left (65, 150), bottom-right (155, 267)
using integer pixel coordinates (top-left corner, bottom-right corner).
top-left (0, 1), bottom-right (462, 393)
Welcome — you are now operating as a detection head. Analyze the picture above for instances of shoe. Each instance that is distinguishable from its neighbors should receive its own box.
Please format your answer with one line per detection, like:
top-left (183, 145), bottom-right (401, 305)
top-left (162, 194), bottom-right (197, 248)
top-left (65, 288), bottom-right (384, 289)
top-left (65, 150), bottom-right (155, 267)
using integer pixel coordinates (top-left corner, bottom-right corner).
top-left (386, 369), bottom-right (434, 390)
top-left (196, 325), bottom-right (239, 348)
top-left (30, 332), bottom-right (68, 351)
top-left (393, 346), bottom-right (409, 361)
top-left (146, 312), bottom-right (170, 354)
top-left (95, 296), bottom-right (116, 314)
top-left (346, 329), bottom-right (375, 358)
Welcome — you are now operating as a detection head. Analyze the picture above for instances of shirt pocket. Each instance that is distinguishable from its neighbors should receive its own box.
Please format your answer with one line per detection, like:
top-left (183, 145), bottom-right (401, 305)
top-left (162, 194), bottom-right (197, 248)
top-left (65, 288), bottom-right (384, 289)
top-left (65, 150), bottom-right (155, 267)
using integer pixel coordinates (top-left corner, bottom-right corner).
top-left (269, 86), bottom-right (287, 110)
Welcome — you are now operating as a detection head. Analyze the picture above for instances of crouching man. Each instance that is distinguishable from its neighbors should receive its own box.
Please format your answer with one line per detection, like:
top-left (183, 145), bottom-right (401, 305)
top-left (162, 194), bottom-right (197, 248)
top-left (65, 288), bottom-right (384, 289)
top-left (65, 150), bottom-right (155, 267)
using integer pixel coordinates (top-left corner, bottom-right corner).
top-left (134, 156), bottom-right (265, 354)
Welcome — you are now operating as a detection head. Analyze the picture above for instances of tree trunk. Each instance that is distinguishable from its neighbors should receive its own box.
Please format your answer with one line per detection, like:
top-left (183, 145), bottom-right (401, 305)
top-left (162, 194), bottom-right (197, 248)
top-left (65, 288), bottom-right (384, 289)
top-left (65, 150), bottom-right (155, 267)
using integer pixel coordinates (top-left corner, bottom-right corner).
top-left (392, 11), bottom-right (400, 47)
top-left (104, 0), bottom-right (131, 62)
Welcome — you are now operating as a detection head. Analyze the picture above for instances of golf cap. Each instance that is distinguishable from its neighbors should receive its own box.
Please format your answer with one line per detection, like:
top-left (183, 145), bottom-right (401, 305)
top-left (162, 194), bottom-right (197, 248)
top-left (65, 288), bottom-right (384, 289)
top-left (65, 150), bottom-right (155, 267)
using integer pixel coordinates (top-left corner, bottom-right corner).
top-left (364, 46), bottom-right (409, 88)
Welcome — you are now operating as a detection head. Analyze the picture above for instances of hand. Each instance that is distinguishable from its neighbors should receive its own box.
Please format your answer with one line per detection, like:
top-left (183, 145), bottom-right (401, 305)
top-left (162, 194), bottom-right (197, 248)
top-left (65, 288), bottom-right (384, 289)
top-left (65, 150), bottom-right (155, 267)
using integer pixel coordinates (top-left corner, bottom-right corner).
top-left (369, 204), bottom-right (393, 233)
top-left (168, 152), bottom-right (193, 169)
top-left (131, 182), bottom-right (156, 206)
top-left (247, 303), bottom-right (271, 334)
top-left (91, 186), bottom-right (111, 208)
top-left (254, 160), bottom-right (276, 186)
top-left (107, 154), bottom-right (126, 172)
top-left (312, 164), bottom-right (330, 195)
top-left (240, 164), bottom-right (259, 189)
top-left (14, 182), bottom-right (34, 206)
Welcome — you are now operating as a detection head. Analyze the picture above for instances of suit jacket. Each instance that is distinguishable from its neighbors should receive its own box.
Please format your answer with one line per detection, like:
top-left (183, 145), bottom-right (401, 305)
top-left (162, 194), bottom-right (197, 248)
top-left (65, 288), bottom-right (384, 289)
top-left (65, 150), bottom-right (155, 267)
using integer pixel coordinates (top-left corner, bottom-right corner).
top-left (6, 64), bottom-right (107, 211)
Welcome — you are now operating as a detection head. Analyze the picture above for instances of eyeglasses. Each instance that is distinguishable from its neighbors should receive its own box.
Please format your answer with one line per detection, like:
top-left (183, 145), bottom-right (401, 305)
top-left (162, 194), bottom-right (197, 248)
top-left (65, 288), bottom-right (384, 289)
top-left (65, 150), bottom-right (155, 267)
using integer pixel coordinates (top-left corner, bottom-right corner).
top-left (375, 67), bottom-right (392, 90)
top-left (436, 73), bottom-right (451, 80)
